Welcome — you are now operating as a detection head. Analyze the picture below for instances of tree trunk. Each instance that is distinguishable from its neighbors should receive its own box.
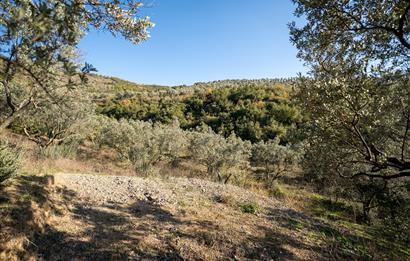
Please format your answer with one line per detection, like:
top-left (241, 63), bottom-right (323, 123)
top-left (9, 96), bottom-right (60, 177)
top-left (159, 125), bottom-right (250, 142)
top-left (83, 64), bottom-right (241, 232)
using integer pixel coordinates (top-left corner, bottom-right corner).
top-left (224, 173), bottom-right (232, 184)
top-left (0, 113), bottom-right (18, 133)
top-left (0, 97), bottom-right (32, 132)
top-left (360, 201), bottom-right (372, 225)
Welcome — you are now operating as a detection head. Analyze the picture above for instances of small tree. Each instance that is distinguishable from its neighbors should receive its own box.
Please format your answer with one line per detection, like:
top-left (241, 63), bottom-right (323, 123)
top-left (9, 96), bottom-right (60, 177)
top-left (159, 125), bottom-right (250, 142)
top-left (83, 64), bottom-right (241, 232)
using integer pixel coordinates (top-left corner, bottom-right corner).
top-left (190, 130), bottom-right (251, 184)
top-left (0, 142), bottom-right (20, 185)
top-left (155, 118), bottom-right (189, 167)
top-left (251, 138), bottom-right (299, 187)
top-left (128, 120), bottom-right (161, 174)
top-left (94, 117), bottom-right (162, 174)
top-left (19, 90), bottom-right (93, 149)
top-left (97, 118), bottom-right (139, 160)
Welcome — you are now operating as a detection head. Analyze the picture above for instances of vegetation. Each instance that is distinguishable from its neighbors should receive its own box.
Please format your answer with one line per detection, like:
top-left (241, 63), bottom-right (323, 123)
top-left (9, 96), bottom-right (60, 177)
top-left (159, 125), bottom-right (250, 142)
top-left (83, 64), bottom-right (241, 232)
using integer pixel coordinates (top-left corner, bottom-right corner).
top-left (291, 0), bottom-right (410, 240)
top-left (97, 82), bottom-right (302, 143)
top-left (0, 141), bottom-right (20, 185)
top-left (0, 0), bottom-right (408, 259)
top-left (90, 115), bottom-right (267, 184)
top-left (239, 201), bottom-right (261, 214)
top-left (0, 0), bottom-right (153, 131)
top-left (251, 138), bottom-right (300, 187)
top-left (189, 130), bottom-right (251, 183)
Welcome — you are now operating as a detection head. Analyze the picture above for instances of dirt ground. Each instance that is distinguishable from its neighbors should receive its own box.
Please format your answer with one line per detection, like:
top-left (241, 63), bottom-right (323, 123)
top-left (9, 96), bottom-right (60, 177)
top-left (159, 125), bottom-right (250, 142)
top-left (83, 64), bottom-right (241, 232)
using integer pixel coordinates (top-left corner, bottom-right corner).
top-left (0, 173), bottom-right (382, 261)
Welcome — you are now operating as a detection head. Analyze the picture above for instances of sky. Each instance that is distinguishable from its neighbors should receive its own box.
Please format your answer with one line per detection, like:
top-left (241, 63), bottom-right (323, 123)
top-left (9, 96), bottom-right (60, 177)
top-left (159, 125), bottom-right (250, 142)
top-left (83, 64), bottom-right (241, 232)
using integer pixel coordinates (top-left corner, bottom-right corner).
top-left (79, 0), bottom-right (306, 86)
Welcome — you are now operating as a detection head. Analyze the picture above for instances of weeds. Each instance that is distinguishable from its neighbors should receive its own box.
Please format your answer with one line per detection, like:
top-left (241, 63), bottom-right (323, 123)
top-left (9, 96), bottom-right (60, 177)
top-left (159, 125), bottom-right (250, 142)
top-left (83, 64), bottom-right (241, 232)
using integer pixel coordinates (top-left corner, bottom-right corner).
top-left (239, 201), bottom-right (261, 214)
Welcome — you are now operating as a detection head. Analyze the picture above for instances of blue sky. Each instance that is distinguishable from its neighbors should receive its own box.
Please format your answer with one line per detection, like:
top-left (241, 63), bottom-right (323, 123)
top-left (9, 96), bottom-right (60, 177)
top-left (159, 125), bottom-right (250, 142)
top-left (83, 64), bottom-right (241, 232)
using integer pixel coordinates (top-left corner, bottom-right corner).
top-left (79, 0), bottom-right (305, 86)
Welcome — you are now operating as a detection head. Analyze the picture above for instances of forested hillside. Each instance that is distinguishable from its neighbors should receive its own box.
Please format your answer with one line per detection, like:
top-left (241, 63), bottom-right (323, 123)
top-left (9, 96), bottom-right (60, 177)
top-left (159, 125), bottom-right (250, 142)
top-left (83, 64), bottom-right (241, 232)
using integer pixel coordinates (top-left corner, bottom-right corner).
top-left (95, 79), bottom-right (301, 142)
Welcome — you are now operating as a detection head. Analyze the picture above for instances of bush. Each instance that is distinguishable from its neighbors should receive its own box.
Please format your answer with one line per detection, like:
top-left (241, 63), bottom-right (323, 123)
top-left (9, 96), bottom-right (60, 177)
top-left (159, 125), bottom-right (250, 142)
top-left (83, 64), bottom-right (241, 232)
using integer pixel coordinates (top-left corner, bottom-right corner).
top-left (155, 118), bottom-right (189, 167)
top-left (239, 201), bottom-right (261, 214)
top-left (97, 118), bottom-right (161, 174)
top-left (189, 130), bottom-right (251, 184)
top-left (0, 143), bottom-right (21, 185)
top-left (97, 117), bottom-right (141, 160)
top-left (34, 141), bottom-right (81, 160)
top-left (251, 138), bottom-right (299, 186)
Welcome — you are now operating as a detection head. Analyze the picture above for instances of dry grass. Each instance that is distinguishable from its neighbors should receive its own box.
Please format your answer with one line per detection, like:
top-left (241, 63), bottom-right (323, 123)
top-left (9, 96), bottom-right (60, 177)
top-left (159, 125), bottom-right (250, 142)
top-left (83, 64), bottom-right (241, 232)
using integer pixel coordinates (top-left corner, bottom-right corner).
top-left (0, 175), bottom-right (55, 260)
top-left (1, 134), bottom-right (408, 260)
top-left (2, 171), bottom-right (401, 260)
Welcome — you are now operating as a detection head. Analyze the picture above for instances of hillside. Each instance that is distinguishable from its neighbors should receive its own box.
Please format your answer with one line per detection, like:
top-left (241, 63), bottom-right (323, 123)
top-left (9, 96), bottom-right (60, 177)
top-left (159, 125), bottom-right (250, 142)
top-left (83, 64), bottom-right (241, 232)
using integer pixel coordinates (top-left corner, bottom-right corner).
top-left (89, 76), bottom-right (300, 143)
top-left (1, 172), bottom-right (399, 261)
top-left (2, 1), bottom-right (410, 260)
top-left (1, 71), bottom-right (409, 260)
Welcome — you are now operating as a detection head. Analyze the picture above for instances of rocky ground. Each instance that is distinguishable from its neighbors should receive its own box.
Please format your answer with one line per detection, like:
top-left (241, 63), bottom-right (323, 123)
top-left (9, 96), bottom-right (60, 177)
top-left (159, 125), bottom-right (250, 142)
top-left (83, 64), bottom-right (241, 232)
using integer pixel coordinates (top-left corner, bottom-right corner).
top-left (1, 173), bottom-right (376, 261)
top-left (54, 174), bottom-right (275, 207)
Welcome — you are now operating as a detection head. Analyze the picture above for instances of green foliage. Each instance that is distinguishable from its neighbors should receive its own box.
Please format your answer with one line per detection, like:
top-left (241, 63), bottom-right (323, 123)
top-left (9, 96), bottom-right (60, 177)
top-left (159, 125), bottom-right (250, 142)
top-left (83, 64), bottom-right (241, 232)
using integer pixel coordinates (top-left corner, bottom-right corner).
top-left (0, 142), bottom-right (20, 185)
top-left (96, 81), bottom-right (301, 143)
top-left (155, 118), bottom-right (189, 166)
top-left (93, 117), bottom-right (158, 173)
top-left (14, 89), bottom-right (93, 150)
top-left (291, 0), bottom-right (410, 239)
top-left (0, 0), bottom-right (153, 130)
top-left (239, 201), bottom-right (261, 214)
top-left (91, 115), bottom-right (253, 182)
top-left (290, 0), bottom-right (410, 74)
top-left (251, 138), bottom-right (299, 186)
top-left (318, 226), bottom-right (371, 259)
top-left (189, 130), bottom-right (251, 183)
top-left (92, 116), bottom-right (190, 175)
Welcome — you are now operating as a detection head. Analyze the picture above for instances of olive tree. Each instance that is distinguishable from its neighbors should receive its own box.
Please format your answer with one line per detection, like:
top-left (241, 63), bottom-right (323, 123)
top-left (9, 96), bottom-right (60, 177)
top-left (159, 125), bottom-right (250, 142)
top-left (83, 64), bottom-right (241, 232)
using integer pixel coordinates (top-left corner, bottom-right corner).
top-left (0, 0), bottom-right (154, 130)
top-left (290, 0), bottom-right (410, 74)
top-left (290, 0), bottom-right (410, 224)
top-left (18, 90), bottom-right (93, 149)
top-left (0, 141), bottom-right (20, 185)
top-left (155, 118), bottom-right (189, 167)
top-left (97, 118), bottom-right (140, 160)
top-left (94, 117), bottom-right (162, 174)
top-left (251, 138), bottom-right (299, 187)
top-left (189, 130), bottom-right (251, 184)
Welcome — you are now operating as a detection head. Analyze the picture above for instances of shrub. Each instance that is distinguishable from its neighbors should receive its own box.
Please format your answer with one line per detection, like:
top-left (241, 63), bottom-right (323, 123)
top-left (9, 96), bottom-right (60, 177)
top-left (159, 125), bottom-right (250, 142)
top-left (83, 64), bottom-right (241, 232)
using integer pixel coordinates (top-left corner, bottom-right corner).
top-left (189, 130), bottom-right (251, 184)
top-left (0, 143), bottom-right (21, 185)
top-left (93, 117), bottom-right (164, 174)
top-left (251, 138), bottom-right (299, 187)
top-left (155, 118), bottom-right (189, 167)
top-left (239, 201), bottom-right (261, 214)
top-left (97, 118), bottom-right (141, 160)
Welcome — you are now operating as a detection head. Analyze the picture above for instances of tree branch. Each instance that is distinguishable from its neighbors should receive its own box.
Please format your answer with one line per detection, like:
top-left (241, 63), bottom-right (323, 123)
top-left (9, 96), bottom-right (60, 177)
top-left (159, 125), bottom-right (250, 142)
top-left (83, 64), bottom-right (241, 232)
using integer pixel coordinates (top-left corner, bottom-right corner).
top-left (402, 111), bottom-right (410, 161)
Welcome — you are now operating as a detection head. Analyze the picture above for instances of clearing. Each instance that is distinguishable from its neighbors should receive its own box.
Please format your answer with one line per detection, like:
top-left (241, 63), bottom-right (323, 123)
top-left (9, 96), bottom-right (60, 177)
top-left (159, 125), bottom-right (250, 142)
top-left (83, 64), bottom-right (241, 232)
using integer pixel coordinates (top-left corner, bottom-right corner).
top-left (0, 173), bottom-right (399, 260)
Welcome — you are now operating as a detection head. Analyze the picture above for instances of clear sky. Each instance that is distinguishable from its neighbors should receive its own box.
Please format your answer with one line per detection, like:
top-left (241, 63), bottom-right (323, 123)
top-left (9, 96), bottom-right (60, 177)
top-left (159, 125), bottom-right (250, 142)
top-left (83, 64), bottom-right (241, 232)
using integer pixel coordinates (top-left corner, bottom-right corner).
top-left (79, 0), bottom-right (305, 86)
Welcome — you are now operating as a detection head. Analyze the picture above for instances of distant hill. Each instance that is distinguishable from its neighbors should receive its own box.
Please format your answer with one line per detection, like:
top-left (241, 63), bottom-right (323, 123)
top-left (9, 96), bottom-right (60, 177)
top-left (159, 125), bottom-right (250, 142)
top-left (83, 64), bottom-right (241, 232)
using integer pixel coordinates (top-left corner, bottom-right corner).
top-left (0, 56), bottom-right (300, 142)
top-left (92, 77), bottom-right (301, 143)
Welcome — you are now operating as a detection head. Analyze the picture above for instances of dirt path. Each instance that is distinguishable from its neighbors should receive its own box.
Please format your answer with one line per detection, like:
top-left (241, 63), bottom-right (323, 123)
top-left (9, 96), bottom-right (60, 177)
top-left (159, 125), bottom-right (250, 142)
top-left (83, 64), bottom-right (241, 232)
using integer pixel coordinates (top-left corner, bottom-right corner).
top-left (19, 173), bottom-right (336, 260)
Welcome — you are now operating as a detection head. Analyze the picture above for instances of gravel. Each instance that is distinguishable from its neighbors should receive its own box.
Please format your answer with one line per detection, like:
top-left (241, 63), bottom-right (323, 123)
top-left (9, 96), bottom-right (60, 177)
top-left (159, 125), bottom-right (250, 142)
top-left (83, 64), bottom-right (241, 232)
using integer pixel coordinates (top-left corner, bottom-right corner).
top-left (54, 173), bottom-right (279, 208)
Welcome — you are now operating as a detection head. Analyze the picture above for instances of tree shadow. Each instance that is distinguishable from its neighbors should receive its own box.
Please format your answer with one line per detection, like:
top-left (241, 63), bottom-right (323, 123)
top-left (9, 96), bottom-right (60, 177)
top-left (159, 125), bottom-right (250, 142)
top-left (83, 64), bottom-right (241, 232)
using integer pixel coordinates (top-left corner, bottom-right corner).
top-left (0, 175), bottom-right (378, 260)
top-left (0, 175), bottom-right (69, 260)
top-left (28, 194), bottom-right (185, 260)
top-left (265, 207), bottom-right (373, 260)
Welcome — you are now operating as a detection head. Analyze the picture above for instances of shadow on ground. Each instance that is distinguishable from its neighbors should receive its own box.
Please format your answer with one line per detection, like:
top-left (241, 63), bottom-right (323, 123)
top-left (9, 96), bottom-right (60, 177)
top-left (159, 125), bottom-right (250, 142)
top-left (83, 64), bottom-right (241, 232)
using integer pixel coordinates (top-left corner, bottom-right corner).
top-left (0, 175), bottom-right (378, 260)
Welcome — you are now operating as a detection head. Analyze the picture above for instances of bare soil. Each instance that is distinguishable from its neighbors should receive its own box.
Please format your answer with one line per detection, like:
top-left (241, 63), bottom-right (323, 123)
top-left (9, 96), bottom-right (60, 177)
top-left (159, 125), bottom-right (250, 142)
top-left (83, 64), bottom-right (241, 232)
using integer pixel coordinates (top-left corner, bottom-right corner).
top-left (0, 173), bottom-right (374, 260)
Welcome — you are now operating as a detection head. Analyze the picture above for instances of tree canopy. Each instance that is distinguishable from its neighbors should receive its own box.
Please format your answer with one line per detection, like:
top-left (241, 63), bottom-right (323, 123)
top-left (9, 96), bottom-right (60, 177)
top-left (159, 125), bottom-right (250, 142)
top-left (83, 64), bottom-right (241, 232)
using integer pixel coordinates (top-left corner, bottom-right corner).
top-left (0, 0), bottom-right (154, 130)
top-left (290, 0), bottom-right (410, 73)
top-left (291, 0), bottom-right (410, 224)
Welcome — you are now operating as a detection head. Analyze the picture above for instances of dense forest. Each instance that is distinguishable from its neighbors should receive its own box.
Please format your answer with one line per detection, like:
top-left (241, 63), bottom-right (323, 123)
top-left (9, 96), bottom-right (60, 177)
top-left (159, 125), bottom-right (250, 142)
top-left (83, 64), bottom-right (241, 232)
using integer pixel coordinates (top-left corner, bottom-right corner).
top-left (96, 80), bottom-right (301, 143)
